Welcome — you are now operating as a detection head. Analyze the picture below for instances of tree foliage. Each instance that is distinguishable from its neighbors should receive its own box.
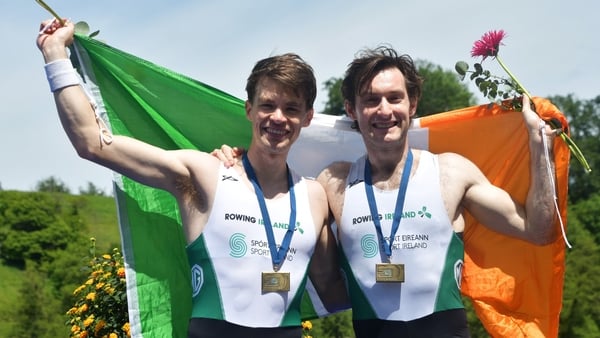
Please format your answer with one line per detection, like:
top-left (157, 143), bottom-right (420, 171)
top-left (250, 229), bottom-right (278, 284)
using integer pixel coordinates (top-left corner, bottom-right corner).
top-left (415, 60), bottom-right (476, 116)
top-left (36, 176), bottom-right (71, 194)
top-left (559, 204), bottom-right (600, 337)
top-left (0, 192), bottom-right (80, 267)
top-left (9, 261), bottom-right (67, 337)
top-left (321, 77), bottom-right (345, 116)
top-left (79, 181), bottom-right (106, 196)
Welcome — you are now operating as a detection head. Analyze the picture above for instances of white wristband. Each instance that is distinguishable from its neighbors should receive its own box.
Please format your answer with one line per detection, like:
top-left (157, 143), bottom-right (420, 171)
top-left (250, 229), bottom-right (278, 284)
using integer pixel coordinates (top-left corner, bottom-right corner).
top-left (44, 59), bottom-right (80, 92)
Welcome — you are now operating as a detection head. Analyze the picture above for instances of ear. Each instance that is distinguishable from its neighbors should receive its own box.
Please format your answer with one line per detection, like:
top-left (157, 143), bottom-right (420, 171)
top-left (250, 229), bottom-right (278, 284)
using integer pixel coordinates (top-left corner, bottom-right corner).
top-left (302, 108), bottom-right (314, 127)
top-left (344, 100), bottom-right (356, 120)
top-left (245, 101), bottom-right (252, 120)
top-left (409, 98), bottom-right (418, 118)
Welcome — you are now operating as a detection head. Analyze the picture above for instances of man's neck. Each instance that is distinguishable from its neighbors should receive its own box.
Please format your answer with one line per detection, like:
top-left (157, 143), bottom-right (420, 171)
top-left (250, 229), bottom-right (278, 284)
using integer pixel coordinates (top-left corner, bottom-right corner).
top-left (244, 148), bottom-right (290, 198)
top-left (366, 147), bottom-right (412, 190)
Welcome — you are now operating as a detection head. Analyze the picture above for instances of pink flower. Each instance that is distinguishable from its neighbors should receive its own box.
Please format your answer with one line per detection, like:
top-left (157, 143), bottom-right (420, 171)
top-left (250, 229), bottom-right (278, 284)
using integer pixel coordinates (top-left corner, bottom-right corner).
top-left (470, 30), bottom-right (507, 60)
top-left (462, 29), bottom-right (591, 174)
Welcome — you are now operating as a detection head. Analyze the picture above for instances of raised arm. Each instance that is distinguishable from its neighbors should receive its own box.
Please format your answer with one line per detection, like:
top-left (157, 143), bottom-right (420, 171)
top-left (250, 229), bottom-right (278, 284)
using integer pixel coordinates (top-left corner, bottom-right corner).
top-left (36, 19), bottom-right (203, 195)
top-left (459, 95), bottom-right (558, 245)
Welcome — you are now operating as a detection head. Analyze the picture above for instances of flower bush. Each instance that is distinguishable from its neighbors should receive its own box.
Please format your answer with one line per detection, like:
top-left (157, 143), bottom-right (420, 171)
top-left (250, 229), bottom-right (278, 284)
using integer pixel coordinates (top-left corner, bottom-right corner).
top-left (456, 29), bottom-right (591, 172)
top-left (66, 238), bottom-right (130, 338)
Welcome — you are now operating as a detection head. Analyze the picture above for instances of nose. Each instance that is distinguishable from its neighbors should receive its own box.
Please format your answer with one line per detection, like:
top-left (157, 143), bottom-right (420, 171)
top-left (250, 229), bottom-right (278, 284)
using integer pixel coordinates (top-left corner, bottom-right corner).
top-left (270, 107), bottom-right (286, 122)
top-left (377, 97), bottom-right (393, 115)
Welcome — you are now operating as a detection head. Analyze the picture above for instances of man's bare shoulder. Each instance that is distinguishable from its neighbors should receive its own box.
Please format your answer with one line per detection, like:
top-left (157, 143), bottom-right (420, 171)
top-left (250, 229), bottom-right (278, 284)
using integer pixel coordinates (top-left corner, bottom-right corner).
top-left (317, 161), bottom-right (353, 184)
top-left (436, 152), bottom-right (476, 171)
top-left (436, 151), bottom-right (486, 186)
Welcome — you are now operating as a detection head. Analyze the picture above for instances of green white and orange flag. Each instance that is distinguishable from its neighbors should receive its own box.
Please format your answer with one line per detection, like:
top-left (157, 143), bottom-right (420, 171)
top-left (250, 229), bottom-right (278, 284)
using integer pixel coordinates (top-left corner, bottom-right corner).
top-left (71, 34), bottom-right (569, 338)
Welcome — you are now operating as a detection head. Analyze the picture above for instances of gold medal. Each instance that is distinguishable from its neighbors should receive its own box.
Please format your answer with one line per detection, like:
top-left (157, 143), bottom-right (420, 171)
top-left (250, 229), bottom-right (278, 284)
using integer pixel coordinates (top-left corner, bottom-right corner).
top-left (261, 272), bottom-right (290, 292)
top-left (376, 263), bottom-right (405, 283)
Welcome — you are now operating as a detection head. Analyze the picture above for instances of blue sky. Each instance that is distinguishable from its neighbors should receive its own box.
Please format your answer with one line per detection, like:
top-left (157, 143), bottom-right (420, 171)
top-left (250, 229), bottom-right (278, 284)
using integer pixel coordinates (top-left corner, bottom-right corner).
top-left (2, 0), bottom-right (599, 193)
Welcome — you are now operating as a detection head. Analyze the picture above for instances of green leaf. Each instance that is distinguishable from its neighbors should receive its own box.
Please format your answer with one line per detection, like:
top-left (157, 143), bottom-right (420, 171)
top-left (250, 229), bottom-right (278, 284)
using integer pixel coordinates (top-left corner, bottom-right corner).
top-left (455, 61), bottom-right (469, 76)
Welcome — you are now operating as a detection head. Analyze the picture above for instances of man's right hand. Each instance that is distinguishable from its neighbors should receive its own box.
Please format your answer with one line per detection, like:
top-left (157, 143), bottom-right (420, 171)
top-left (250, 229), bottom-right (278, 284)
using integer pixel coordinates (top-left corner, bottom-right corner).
top-left (210, 145), bottom-right (245, 168)
top-left (37, 18), bottom-right (74, 62)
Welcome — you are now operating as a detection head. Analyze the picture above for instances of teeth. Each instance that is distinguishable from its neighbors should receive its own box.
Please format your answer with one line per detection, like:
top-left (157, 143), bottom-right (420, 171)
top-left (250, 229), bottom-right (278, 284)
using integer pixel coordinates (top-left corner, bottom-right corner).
top-left (373, 122), bottom-right (397, 128)
top-left (266, 128), bottom-right (287, 135)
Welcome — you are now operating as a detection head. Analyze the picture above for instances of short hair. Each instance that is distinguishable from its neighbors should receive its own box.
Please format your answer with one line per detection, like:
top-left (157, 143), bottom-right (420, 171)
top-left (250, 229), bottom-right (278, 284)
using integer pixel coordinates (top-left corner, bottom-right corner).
top-left (245, 53), bottom-right (317, 109)
top-left (341, 45), bottom-right (423, 110)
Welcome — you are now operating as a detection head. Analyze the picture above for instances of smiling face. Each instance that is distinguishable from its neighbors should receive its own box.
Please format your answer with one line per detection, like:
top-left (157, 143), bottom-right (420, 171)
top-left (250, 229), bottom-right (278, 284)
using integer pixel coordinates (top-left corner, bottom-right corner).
top-left (246, 77), bottom-right (313, 155)
top-left (346, 67), bottom-right (416, 151)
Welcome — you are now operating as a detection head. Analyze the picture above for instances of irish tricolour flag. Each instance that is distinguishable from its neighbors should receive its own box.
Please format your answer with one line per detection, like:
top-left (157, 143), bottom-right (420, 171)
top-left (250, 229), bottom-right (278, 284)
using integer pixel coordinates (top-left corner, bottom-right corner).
top-left (71, 34), bottom-right (569, 338)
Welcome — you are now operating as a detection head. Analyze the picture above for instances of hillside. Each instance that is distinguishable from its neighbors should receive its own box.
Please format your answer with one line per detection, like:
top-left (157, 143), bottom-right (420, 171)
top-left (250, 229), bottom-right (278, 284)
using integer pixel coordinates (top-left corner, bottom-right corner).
top-left (0, 190), bottom-right (120, 337)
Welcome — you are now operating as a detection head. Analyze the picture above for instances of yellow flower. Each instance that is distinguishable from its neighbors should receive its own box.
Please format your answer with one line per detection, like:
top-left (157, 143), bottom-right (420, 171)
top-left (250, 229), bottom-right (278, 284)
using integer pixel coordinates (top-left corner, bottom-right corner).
top-left (95, 319), bottom-right (106, 335)
top-left (71, 325), bottom-right (80, 333)
top-left (109, 333), bottom-right (118, 338)
top-left (85, 292), bottom-right (96, 301)
top-left (103, 254), bottom-right (112, 260)
top-left (96, 282), bottom-right (105, 290)
top-left (85, 278), bottom-right (94, 285)
top-left (66, 307), bottom-right (78, 315)
top-left (79, 331), bottom-right (88, 338)
top-left (78, 303), bottom-right (88, 314)
top-left (83, 315), bottom-right (94, 328)
top-left (122, 322), bottom-right (130, 335)
top-left (301, 320), bottom-right (312, 330)
top-left (117, 267), bottom-right (126, 278)
top-left (73, 285), bottom-right (86, 295)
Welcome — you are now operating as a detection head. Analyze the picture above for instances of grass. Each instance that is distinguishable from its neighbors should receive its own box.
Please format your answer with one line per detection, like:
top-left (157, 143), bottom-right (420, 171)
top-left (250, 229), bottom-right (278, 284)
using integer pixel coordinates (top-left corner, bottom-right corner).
top-left (67, 193), bottom-right (121, 251)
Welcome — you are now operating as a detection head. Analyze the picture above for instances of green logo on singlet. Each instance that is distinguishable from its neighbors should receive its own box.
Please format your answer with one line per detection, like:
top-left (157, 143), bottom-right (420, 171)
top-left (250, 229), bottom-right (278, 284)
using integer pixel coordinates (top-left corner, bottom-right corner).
top-left (229, 233), bottom-right (247, 258)
top-left (418, 206), bottom-right (432, 218)
top-left (361, 234), bottom-right (379, 258)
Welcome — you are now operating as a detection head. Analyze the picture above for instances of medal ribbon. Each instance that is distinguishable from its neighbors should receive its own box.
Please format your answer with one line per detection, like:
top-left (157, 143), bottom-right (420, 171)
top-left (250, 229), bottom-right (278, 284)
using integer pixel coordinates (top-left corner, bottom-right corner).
top-left (242, 154), bottom-right (296, 271)
top-left (364, 150), bottom-right (413, 260)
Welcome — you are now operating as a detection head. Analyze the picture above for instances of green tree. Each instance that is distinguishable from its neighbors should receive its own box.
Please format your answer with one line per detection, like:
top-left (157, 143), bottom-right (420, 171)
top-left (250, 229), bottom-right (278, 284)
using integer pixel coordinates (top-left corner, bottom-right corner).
top-left (559, 204), bottom-right (600, 337)
top-left (9, 261), bottom-right (68, 338)
top-left (79, 181), bottom-right (106, 196)
top-left (44, 237), bottom-right (91, 311)
top-left (415, 60), bottom-right (476, 116)
top-left (321, 77), bottom-right (345, 116)
top-left (35, 176), bottom-right (71, 194)
top-left (0, 192), bottom-right (80, 267)
top-left (567, 193), bottom-right (600, 244)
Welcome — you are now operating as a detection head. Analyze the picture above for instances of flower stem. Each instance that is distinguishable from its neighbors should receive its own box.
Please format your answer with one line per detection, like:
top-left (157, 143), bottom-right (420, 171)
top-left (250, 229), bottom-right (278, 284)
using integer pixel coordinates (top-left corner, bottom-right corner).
top-left (495, 56), bottom-right (532, 100)
top-left (495, 56), bottom-right (592, 173)
top-left (559, 132), bottom-right (592, 173)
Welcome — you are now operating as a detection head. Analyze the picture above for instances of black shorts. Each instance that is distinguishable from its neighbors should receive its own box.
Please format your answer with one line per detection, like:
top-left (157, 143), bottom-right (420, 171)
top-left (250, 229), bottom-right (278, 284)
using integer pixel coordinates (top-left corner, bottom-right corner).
top-left (188, 318), bottom-right (302, 338)
top-left (353, 309), bottom-right (471, 338)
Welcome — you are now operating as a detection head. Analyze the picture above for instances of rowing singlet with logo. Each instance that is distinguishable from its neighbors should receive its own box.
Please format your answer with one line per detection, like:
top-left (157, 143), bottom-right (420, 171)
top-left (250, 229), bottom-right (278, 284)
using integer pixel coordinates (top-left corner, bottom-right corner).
top-left (186, 164), bottom-right (317, 329)
top-left (339, 150), bottom-right (464, 321)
